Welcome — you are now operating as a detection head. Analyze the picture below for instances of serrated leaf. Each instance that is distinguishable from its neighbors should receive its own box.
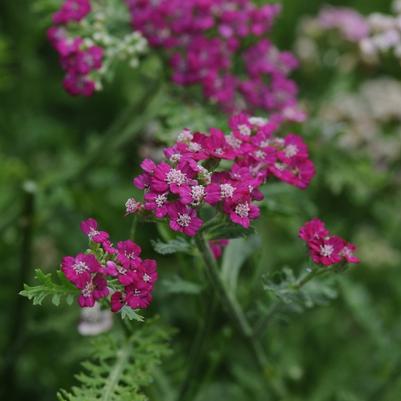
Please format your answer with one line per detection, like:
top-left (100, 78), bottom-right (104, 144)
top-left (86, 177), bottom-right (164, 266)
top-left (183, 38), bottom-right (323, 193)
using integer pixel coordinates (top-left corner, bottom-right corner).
top-left (57, 318), bottom-right (173, 401)
top-left (151, 238), bottom-right (192, 255)
top-left (120, 306), bottom-right (145, 322)
top-left (264, 267), bottom-right (337, 313)
top-left (20, 268), bottom-right (79, 306)
top-left (161, 274), bottom-right (203, 295)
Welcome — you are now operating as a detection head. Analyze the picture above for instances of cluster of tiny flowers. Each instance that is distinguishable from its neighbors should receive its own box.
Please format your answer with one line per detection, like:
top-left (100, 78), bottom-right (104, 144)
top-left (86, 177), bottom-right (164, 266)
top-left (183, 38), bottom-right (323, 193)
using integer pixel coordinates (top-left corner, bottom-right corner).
top-left (359, 1), bottom-right (401, 62)
top-left (61, 218), bottom-right (157, 312)
top-left (127, 114), bottom-right (315, 237)
top-left (48, 0), bottom-right (147, 96)
top-left (299, 219), bottom-right (360, 267)
top-left (317, 6), bottom-right (370, 42)
top-left (299, 2), bottom-right (401, 65)
top-left (319, 78), bottom-right (401, 168)
top-left (48, 0), bottom-right (103, 96)
top-left (125, 0), bottom-right (305, 123)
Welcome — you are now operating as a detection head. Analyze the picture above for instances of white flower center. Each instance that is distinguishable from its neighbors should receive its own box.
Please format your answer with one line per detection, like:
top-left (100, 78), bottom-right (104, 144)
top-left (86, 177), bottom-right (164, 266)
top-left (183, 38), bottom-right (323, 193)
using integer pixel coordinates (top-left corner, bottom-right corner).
top-left (73, 261), bottom-right (89, 274)
top-left (177, 213), bottom-right (191, 227)
top-left (191, 185), bottom-right (205, 205)
top-left (82, 281), bottom-right (95, 297)
top-left (155, 193), bottom-right (167, 208)
top-left (88, 228), bottom-right (99, 240)
top-left (238, 124), bottom-right (251, 137)
top-left (260, 139), bottom-right (271, 147)
top-left (320, 244), bottom-right (334, 257)
top-left (249, 116), bottom-right (268, 126)
top-left (215, 148), bottom-right (223, 155)
top-left (226, 134), bottom-right (242, 149)
top-left (143, 273), bottom-right (151, 282)
top-left (166, 169), bottom-right (186, 186)
top-left (188, 142), bottom-right (202, 152)
top-left (284, 144), bottom-right (298, 158)
top-left (177, 128), bottom-right (193, 142)
top-left (235, 203), bottom-right (250, 218)
top-left (254, 150), bottom-right (265, 159)
top-left (125, 198), bottom-right (140, 213)
top-left (274, 162), bottom-right (286, 171)
top-left (220, 183), bottom-right (235, 198)
top-left (117, 265), bottom-right (127, 275)
top-left (169, 153), bottom-right (181, 163)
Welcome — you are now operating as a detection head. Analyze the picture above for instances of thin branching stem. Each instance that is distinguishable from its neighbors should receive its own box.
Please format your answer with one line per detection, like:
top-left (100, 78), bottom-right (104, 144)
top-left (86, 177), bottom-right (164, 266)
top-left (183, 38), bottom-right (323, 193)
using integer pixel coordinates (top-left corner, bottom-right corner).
top-left (176, 291), bottom-right (217, 401)
top-left (194, 234), bottom-right (269, 370)
top-left (254, 266), bottom-right (333, 337)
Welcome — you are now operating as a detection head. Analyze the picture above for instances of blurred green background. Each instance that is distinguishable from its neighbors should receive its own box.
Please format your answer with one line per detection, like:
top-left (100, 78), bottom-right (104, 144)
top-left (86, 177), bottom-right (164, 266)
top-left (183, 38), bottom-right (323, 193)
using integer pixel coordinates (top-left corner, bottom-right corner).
top-left (1, 0), bottom-right (401, 400)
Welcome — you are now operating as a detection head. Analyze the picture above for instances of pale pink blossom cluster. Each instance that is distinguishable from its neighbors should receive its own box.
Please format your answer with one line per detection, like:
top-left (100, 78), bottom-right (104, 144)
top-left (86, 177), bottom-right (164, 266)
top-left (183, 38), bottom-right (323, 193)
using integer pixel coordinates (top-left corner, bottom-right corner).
top-left (299, 3), bottom-right (401, 64)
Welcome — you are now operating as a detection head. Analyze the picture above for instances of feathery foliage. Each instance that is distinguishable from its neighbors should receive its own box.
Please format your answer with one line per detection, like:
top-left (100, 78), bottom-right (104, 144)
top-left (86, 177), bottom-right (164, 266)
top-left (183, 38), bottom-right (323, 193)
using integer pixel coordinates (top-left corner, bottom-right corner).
top-left (20, 268), bottom-right (79, 306)
top-left (57, 318), bottom-right (173, 401)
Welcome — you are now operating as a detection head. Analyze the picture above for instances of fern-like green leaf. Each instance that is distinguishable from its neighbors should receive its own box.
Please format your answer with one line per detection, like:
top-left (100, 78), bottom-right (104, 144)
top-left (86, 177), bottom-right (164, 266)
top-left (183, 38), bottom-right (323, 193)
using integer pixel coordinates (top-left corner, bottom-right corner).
top-left (120, 305), bottom-right (144, 322)
top-left (151, 238), bottom-right (192, 255)
top-left (264, 268), bottom-right (338, 312)
top-left (20, 268), bottom-right (78, 306)
top-left (57, 318), bottom-right (173, 401)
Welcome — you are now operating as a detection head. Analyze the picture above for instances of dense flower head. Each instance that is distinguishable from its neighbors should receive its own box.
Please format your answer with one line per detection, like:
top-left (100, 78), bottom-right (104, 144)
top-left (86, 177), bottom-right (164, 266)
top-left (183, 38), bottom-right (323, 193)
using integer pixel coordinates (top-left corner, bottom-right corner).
top-left (299, 219), bottom-right (360, 266)
top-left (298, 3), bottom-right (401, 65)
top-left (125, 0), bottom-right (304, 121)
top-left (318, 7), bottom-right (370, 42)
top-left (61, 218), bottom-right (158, 312)
top-left (52, 0), bottom-right (92, 25)
top-left (48, 1), bottom-right (104, 97)
top-left (129, 114), bottom-right (315, 237)
top-left (48, 0), bottom-right (147, 96)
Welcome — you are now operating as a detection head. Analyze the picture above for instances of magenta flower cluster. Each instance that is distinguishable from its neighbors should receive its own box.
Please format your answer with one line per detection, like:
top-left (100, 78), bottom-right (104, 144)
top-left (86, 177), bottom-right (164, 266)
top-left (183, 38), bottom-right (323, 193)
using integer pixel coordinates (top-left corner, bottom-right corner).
top-left (127, 113), bottom-right (315, 237)
top-left (125, 0), bottom-right (305, 122)
top-left (61, 218), bottom-right (157, 311)
top-left (299, 219), bottom-right (360, 266)
top-left (47, 0), bottom-right (104, 96)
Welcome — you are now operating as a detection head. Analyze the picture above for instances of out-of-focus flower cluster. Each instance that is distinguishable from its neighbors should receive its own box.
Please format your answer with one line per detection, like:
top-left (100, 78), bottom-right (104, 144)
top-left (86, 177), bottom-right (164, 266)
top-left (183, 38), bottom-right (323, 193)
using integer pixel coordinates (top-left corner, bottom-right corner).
top-left (48, 0), bottom-right (147, 96)
top-left (299, 219), bottom-right (359, 267)
top-left (125, 0), bottom-right (305, 123)
top-left (126, 114), bottom-right (315, 237)
top-left (61, 218), bottom-right (157, 312)
top-left (319, 78), bottom-right (401, 168)
top-left (296, 1), bottom-right (401, 66)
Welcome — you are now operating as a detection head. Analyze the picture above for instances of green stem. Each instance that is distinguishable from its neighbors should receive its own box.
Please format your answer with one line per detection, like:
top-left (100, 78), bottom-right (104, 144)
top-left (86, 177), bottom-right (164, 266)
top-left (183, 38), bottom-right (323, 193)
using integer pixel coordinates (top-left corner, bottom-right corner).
top-left (176, 291), bottom-right (217, 401)
top-left (194, 234), bottom-right (268, 370)
top-left (41, 82), bottom-right (165, 192)
top-left (100, 338), bottom-right (131, 401)
top-left (129, 216), bottom-right (138, 241)
top-left (255, 267), bottom-right (330, 337)
top-left (292, 268), bottom-right (320, 290)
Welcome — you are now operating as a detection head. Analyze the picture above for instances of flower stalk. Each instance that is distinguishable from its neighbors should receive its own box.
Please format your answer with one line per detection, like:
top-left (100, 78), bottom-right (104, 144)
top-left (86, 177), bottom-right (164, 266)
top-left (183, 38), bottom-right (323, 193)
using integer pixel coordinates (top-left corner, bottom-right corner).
top-left (194, 233), bottom-right (267, 369)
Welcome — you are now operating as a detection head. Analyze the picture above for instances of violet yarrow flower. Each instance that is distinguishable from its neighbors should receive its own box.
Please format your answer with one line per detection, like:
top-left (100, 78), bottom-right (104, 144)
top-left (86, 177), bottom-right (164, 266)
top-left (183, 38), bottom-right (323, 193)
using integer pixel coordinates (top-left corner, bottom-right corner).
top-left (129, 114), bottom-right (316, 237)
top-left (299, 219), bottom-right (360, 266)
top-left (61, 218), bottom-right (158, 312)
